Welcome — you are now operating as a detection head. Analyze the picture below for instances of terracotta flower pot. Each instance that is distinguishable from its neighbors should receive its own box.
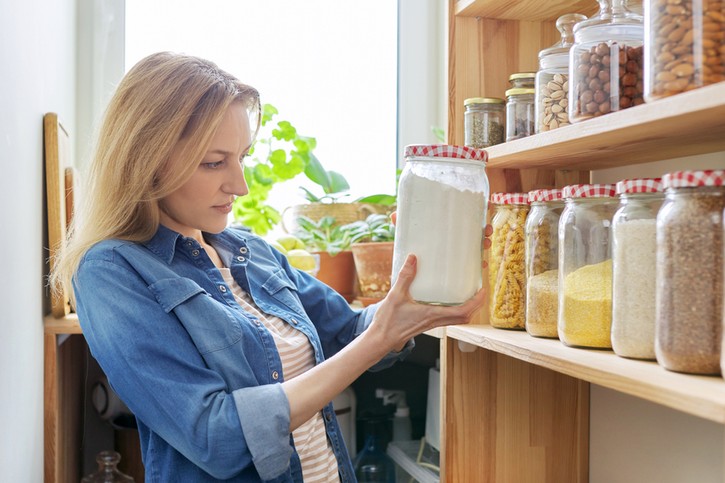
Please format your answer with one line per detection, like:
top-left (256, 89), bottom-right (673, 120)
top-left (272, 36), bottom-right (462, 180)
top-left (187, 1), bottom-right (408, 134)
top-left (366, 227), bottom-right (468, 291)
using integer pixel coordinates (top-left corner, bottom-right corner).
top-left (350, 241), bottom-right (394, 305)
top-left (314, 250), bottom-right (357, 303)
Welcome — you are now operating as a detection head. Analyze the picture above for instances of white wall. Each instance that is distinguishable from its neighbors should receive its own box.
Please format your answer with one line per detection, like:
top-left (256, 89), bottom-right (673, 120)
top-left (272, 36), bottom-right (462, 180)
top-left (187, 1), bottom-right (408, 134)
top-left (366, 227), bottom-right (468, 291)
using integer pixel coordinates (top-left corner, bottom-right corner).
top-left (0, 0), bottom-right (77, 479)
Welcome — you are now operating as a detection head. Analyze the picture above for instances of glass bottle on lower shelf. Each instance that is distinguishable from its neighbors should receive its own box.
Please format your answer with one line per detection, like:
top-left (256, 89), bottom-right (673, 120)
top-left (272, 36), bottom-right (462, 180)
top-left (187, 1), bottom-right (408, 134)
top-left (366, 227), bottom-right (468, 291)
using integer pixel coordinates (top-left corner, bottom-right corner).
top-left (354, 417), bottom-right (396, 483)
top-left (81, 451), bottom-right (134, 482)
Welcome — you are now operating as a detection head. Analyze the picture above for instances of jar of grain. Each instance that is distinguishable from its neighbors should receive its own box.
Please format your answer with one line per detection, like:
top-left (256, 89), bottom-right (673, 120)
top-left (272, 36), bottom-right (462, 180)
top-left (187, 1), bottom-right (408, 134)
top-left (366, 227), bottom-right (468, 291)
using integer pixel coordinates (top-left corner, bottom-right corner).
top-left (525, 189), bottom-right (565, 338)
top-left (569, 0), bottom-right (645, 123)
top-left (655, 170), bottom-right (725, 375)
top-left (535, 13), bottom-right (587, 133)
top-left (463, 97), bottom-right (505, 148)
top-left (644, 0), bottom-right (725, 101)
top-left (489, 192), bottom-right (530, 329)
top-left (611, 178), bottom-right (663, 360)
top-left (558, 184), bottom-right (618, 348)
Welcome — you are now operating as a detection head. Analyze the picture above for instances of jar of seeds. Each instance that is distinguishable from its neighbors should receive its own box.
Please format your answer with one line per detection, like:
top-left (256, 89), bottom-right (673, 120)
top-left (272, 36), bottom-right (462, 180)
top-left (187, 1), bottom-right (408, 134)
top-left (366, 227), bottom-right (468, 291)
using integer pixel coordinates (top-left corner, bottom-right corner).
top-left (525, 189), bottom-right (565, 338)
top-left (535, 13), bottom-right (587, 133)
top-left (464, 97), bottom-right (505, 148)
top-left (569, 0), bottom-right (645, 123)
top-left (644, 0), bottom-right (725, 101)
top-left (489, 192), bottom-right (530, 329)
top-left (656, 170), bottom-right (725, 376)
top-left (558, 184), bottom-right (618, 348)
top-left (611, 178), bottom-right (663, 360)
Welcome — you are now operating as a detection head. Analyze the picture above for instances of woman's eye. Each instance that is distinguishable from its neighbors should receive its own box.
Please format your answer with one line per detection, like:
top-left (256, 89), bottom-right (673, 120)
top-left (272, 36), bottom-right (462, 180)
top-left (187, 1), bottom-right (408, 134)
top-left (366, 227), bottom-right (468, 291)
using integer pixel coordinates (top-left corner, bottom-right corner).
top-left (203, 160), bottom-right (224, 169)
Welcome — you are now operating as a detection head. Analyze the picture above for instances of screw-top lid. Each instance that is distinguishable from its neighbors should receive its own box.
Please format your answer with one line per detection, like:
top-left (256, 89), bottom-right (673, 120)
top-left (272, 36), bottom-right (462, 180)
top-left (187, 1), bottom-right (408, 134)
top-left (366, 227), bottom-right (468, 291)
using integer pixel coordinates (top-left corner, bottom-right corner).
top-left (662, 170), bottom-right (725, 188)
top-left (508, 72), bottom-right (536, 81)
top-left (464, 97), bottom-right (505, 105)
top-left (529, 188), bottom-right (564, 203)
top-left (563, 183), bottom-right (617, 198)
top-left (616, 177), bottom-right (663, 195)
top-left (491, 192), bottom-right (530, 205)
top-left (505, 87), bottom-right (536, 97)
top-left (404, 144), bottom-right (488, 162)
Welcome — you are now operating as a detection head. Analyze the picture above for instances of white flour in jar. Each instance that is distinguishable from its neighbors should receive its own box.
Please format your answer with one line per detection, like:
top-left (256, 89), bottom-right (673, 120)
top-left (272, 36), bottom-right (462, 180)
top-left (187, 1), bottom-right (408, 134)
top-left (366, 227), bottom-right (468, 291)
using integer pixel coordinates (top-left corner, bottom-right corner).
top-left (392, 172), bottom-right (486, 305)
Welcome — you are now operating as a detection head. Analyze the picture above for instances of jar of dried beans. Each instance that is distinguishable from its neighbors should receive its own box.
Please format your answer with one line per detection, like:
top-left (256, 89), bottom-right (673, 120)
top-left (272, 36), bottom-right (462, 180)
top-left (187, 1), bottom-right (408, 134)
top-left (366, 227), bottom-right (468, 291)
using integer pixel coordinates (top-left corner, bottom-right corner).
top-left (558, 184), bottom-right (618, 348)
top-left (489, 192), bottom-right (530, 329)
top-left (464, 97), bottom-right (505, 149)
top-left (611, 178), bottom-right (663, 360)
top-left (569, 0), bottom-right (645, 123)
top-left (535, 13), bottom-right (587, 133)
top-left (644, 0), bottom-right (725, 101)
top-left (525, 189), bottom-right (565, 338)
top-left (655, 170), bottom-right (725, 375)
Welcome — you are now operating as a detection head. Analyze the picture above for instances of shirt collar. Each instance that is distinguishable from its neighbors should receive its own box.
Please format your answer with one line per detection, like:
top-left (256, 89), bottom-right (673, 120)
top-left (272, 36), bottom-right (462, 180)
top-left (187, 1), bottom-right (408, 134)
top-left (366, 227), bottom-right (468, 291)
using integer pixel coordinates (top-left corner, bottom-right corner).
top-left (142, 224), bottom-right (183, 264)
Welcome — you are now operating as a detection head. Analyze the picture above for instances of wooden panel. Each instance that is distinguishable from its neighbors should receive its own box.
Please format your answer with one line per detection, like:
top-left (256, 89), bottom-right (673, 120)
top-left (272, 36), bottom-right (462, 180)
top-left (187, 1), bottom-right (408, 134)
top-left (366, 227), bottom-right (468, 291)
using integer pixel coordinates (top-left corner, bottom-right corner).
top-left (44, 313), bottom-right (82, 335)
top-left (442, 336), bottom-right (589, 482)
top-left (456, 0), bottom-right (598, 21)
top-left (448, 324), bottom-right (725, 424)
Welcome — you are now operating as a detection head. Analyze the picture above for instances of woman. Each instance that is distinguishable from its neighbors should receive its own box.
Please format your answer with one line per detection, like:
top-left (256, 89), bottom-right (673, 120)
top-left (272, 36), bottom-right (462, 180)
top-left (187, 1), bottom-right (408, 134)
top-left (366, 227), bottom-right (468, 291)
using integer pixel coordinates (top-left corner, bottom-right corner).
top-left (52, 52), bottom-right (485, 482)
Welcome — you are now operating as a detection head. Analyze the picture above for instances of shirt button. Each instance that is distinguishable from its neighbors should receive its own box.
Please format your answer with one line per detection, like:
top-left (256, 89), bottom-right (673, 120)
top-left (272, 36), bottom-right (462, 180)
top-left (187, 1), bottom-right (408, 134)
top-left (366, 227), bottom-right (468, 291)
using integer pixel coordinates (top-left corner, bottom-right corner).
top-left (325, 412), bottom-right (332, 422)
top-left (291, 319), bottom-right (298, 325)
top-left (271, 371), bottom-right (279, 380)
top-left (239, 247), bottom-right (248, 254)
top-left (237, 256), bottom-right (245, 262)
top-left (191, 249), bottom-right (200, 256)
top-left (219, 285), bottom-right (227, 293)
top-left (185, 241), bottom-right (193, 247)
top-left (254, 320), bottom-right (261, 326)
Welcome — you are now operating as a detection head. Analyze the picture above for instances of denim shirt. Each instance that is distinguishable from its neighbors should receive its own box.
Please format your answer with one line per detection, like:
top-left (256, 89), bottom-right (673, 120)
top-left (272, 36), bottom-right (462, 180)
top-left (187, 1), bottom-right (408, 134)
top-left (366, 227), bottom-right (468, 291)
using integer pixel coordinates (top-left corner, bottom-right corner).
top-left (73, 224), bottom-right (413, 482)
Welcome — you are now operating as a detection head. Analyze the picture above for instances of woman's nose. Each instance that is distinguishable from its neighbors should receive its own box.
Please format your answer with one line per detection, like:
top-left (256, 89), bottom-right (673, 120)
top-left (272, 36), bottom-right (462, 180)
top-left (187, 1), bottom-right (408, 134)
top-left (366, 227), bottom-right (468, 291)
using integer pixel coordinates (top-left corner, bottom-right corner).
top-left (224, 160), bottom-right (249, 197)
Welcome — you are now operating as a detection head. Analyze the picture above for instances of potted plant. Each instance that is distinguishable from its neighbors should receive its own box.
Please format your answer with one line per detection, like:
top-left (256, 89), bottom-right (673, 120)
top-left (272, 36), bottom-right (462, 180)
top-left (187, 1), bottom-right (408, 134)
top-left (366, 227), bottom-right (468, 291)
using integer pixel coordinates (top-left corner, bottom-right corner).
top-left (343, 213), bottom-right (396, 306)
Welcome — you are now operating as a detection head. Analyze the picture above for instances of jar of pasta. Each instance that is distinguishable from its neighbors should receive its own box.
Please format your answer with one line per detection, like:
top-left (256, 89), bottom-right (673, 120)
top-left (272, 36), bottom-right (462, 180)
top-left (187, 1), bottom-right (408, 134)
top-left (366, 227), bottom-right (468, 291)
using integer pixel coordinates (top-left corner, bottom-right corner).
top-left (558, 184), bottom-right (618, 348)
top-left (489, 192), bottom-right (530, 329)
top-left (611, 178), bottom-right (663, 360)
top-left (525, 189), bottom-right (565, 338)
top-left (656, 170), bottom-right (725, 375)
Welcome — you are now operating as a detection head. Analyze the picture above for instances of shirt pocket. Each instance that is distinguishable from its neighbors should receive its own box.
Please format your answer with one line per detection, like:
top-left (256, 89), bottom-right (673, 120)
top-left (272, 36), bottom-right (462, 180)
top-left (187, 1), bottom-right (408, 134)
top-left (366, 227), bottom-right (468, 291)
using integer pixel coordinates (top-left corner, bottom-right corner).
top-left (261, 269), bottom-right (305, 316)
top-left (148, 277), bottom-right (242, 354)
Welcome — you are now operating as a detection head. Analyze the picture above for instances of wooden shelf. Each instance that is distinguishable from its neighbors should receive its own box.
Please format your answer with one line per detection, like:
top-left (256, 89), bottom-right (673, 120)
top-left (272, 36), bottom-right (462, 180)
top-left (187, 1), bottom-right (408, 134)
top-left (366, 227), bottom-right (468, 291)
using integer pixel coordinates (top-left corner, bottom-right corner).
top-left (44, 313), bottom-right (82, 335)
top-left (446, 324), bottom-right (725, 424)
top-left (484, 82), bottom-right (725, 170)
top-left (455, 0), bottom-right (597, 21)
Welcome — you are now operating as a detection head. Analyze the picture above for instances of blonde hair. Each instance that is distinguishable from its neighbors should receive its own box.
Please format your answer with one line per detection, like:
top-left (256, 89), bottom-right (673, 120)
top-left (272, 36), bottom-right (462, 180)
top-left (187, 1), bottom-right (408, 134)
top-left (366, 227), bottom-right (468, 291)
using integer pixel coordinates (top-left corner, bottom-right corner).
top-left (50, 52), bottom-right (260, 301)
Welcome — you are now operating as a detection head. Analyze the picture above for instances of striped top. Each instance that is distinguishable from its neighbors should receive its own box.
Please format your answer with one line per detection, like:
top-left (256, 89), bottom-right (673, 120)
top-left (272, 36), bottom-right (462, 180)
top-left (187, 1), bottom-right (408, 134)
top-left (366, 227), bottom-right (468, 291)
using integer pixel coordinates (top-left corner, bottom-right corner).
top-left (219, 268), bottom-right (340, 483)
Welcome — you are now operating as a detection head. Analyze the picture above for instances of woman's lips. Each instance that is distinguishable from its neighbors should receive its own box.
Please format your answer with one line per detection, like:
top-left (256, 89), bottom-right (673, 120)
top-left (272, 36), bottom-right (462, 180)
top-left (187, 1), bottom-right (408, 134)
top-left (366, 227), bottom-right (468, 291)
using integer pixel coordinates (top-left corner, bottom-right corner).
top-left (214, 202), bottom-right (233, 214)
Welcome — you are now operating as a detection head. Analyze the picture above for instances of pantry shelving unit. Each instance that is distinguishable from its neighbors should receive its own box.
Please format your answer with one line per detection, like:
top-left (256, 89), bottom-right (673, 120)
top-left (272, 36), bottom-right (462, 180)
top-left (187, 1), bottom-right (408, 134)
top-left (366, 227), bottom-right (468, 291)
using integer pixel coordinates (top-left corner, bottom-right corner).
top-left (442, 0), bottom-right (725, 482)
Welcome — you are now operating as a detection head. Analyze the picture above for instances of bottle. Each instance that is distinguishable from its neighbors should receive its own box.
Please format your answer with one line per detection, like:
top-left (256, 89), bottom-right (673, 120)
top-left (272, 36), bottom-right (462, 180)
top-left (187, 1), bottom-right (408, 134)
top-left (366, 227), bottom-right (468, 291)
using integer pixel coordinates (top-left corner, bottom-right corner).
top-left (505, 73), bottom-right (536, 141)
top-left (656, 170), bottom-right (725, 375)
top-left (81, 451), bottom-right (134, 483)
top-left (558, 184), bottom-right (618, 348)
top-left (353, 418), bottom-right (396, 483)
top-left (569, 0), bottom-right (644, 123)
top-left (611, 178), bottom-right (663, 360)
top-left (375, 388), bottom-right (412, 442)
top-left (464, 97), bottom-right (505, 148)
top-left (535, 13), bottom-right (587, 133)
top-left (392, 144), bottom-right (489, 305)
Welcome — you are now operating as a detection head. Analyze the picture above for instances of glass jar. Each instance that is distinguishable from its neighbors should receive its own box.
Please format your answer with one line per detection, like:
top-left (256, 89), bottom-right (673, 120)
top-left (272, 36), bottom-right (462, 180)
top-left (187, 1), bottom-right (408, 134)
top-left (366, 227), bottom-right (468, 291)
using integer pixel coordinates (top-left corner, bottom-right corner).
top-left (463, 97), bottom-right (506, 148)
top-left (489, 192), bottom-right (530, 329)
top-left (505, 87), bottom-right (535, 141)
top-left (535, 13), bottom-right (588, 133)
top-left (558, 184), bottom-right (618, 348)
top-left (644, 0), bottom-right (725, 101)
top-left (611, 178), bottom-right (663, 360)
top-left (525, 189), bottom-right (565, 338)
top-left (392, 144), bottom-right (489, 305)
top-left (509, 72), bottom-right (536, 89)
top-left (655, 170), bottom-right (725, 375)
top-left (569, 0), bottom-right (645, 123)
top-left (81, 451), bottom-right (134, 482)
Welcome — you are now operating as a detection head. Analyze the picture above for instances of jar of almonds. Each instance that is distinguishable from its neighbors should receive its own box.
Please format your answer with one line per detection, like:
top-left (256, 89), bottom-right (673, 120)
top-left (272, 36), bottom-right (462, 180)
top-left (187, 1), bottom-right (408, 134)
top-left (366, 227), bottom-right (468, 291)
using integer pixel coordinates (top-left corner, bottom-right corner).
top-left (569, 0), bottom-right (645, 123)
top-left (644, 0), bottom-right (725, 101)
top-left (535, 13), bottom-right (587, 133)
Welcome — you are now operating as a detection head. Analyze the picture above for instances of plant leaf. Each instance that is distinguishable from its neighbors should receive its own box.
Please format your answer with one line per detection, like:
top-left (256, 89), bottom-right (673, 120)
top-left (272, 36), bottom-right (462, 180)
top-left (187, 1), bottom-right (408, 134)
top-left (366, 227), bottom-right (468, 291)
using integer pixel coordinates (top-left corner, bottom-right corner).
top-left (356, 194), bottom-right (397, 205)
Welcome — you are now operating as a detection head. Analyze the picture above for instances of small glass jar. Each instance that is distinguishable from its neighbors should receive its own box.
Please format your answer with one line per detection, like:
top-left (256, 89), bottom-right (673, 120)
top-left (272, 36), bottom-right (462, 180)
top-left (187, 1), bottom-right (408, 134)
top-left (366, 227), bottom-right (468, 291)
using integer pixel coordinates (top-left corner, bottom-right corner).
top-left (656, 170), bottom-right (725, 375)
top-left (505, 87), bottom-right (535, 141)
top-left (535, 13), bottom-right (587, 133)
top-left (645, 0), bottom-right (725, 101)
top-left (489, 192), bottom-right (530, 329)
top-left (81, 451), bottom-right (134, 482)
top-left (509, 72), bottom-right (536, 89)
top-left (569, 0), bottom-right (645, 123)
top-left (558, 184), bottom-right (618, 348)
top-left (392, 144), bottom-right (489, 305)
top-left (611, 178), bottom-right (663, 360)
top-left (525, 189), bottom-right (565, 338)
top-left (463, 97), bottom-right (505, 148)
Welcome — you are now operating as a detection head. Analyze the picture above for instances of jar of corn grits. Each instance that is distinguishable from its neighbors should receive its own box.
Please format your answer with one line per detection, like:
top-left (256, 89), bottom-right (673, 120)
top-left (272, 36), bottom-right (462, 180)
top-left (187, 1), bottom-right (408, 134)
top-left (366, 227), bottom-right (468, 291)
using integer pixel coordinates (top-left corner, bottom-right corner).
top-left (558, 184), bottom-right (618, 348)
top-left (391, 144), bottom-right (489, 305)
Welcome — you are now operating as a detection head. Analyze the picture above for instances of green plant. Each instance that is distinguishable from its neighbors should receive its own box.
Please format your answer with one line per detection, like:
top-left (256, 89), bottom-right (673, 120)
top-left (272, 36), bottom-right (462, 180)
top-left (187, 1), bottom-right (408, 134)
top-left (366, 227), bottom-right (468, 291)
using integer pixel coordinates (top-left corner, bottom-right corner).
top-left (293, 216), bottom-right (353, 256)
top-left (343, 214), bottom-right (395, 244)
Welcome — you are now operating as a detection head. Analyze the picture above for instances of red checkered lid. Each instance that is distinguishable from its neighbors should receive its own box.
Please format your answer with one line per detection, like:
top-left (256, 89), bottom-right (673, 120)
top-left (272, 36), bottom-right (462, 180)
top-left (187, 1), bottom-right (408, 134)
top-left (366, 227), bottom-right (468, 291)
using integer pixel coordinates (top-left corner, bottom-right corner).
top-left (616, 178), bottom-right (663, 195)
top-left (562, 184), bottom-right (617, 198)
top-left (491, 192), bottom-right (530, 205)
top-left (528, 188), bottom-right (563, 203)
top-left (662, 170), bottom-right (725, 188)
top-left (404, 144), bottom-right (488, 162)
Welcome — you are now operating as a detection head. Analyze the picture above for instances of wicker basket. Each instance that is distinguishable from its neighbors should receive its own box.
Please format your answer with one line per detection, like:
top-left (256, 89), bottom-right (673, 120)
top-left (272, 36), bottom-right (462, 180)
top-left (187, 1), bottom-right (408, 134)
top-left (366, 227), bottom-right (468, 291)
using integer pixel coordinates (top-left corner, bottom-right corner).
top-left (282, 202), bottom-right (394, 234)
